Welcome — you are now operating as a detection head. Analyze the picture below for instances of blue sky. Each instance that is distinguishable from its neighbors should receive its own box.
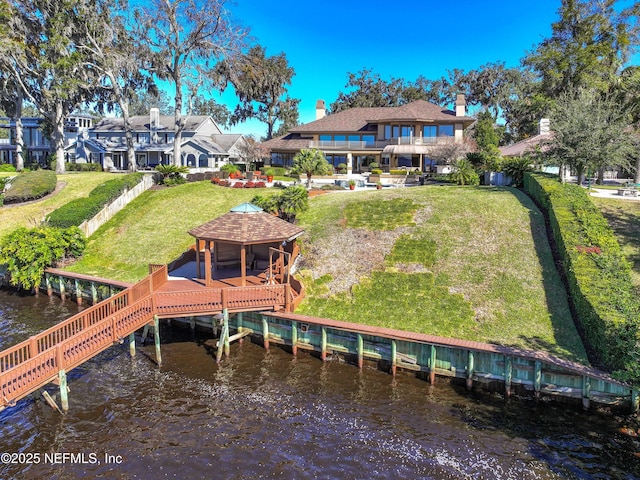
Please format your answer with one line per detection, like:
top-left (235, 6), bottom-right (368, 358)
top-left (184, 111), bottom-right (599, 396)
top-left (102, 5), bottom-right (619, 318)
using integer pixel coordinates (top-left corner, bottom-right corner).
top-left (203, 0), bottom-right (630, 137)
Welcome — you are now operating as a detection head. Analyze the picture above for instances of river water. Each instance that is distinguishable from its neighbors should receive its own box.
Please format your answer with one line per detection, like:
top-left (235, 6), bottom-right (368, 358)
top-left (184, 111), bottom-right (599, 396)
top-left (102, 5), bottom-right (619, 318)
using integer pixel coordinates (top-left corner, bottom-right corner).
top-left (1, 289), bottom-right (640, 479)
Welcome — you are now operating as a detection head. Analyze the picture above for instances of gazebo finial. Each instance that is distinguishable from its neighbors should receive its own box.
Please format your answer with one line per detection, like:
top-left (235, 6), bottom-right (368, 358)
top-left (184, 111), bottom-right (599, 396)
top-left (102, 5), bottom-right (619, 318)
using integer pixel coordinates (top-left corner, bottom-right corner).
top-left (230, 203), bottom-right (263, 213)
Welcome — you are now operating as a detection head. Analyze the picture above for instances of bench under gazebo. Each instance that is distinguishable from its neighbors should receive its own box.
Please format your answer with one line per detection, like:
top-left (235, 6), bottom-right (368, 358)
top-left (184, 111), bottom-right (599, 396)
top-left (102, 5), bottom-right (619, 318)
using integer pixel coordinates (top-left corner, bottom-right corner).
top-left (187, 203), bottom-right (304, 287)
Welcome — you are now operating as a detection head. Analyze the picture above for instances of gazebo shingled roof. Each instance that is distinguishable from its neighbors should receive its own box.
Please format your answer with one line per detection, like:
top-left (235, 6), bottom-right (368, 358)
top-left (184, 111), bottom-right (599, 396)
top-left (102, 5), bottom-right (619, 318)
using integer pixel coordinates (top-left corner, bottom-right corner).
top-left (188, 203), bottom-right (304, 245)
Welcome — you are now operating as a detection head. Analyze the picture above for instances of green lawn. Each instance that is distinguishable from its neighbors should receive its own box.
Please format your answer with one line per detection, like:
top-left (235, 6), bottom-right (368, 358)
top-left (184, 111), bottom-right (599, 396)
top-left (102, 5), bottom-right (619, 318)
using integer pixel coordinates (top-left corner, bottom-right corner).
top-left (64, 181), bottom-right (587, 363)
top-left (592, 197), bottom-right (640, 289)
top-left (0, 171), bottom-right (120, 239)
top-left (65, 182), bottom-right (271, 281)
top-left (295, 186), bottom-right (587, 363)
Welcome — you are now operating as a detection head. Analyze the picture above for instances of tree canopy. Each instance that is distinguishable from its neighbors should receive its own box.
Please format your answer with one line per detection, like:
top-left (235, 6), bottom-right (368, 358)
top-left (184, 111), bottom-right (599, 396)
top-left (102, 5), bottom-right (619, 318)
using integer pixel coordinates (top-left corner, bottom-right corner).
top-left (545, 88), bottom-right (634, 182)
top-left (214, 45), bottom-right (299, 140)
top-left (134, 0), bottom-right (248, 165)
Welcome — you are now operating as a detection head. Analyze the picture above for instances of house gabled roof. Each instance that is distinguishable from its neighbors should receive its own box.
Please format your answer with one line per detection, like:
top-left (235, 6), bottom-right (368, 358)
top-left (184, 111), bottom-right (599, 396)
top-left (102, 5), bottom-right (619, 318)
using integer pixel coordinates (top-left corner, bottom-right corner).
top-left (499, 133), bottom-right (553, 157)
top-left (289, 100), bottom-right (475, 134)
top-left (260, 134), bottom-right (312, 152)
top-left (211, 134), bottom-right (244, 151)
top-left (92, 115), bottom-right (211, 133)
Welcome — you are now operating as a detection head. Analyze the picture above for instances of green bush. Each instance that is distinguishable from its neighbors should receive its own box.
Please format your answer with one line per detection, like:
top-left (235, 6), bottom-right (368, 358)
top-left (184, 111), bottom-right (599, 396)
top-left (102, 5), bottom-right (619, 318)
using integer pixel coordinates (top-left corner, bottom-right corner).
top-left (65, 162), bottom-right (103, 172)
top-left (523, 173), bottom-right (640, 383)
top-left (155, 164), bottom-right (189, 185)
top-left (47, 173), bottom-right (143, 228)
top-left (0, 226), bottom-right (86, 290)
top-left (449, 159), bottom-right (480, 186)
top-left (0, 164), bottom-right (16, 172)
top-left (3, 170), bottom-right (57, 203)
top-left (0, 176), bottom-right (10, 192)
top-left (501, 156), bottom-right (533, 188)
top-left (370, 169), bottom-right (383, 175)
top-left (390, 170), bottom-right (408, 175)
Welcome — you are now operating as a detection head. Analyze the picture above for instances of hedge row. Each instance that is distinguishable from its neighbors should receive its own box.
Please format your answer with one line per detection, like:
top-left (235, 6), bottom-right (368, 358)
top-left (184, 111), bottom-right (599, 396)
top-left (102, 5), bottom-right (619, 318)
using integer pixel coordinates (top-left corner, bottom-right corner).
top-left (47, 173), bottom-right (144, 228)
top-left (523, 173), bottom-right (640, 383)
top-left (65, 162), bottom-right (103, 172)
top-left (3, 170), bottom-right (57, 203)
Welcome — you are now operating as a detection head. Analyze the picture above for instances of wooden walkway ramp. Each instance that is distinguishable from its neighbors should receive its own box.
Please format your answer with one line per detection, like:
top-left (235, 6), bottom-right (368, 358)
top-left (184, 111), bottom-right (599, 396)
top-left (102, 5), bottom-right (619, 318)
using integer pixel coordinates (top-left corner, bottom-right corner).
top-left (0, 265), bottom-right (298, 412)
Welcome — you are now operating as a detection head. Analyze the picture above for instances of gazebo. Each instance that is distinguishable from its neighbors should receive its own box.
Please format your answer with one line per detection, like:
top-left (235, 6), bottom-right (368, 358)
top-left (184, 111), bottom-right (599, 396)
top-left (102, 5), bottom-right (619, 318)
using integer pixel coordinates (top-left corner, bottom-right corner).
top-left (188, 203), bottom-right (305, 287)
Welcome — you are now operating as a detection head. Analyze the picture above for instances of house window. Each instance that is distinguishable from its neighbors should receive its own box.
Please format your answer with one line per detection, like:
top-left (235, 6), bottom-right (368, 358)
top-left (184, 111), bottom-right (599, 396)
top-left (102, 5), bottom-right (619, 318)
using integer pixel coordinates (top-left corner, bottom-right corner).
top-left (401, 126), bottom-right (413, 137)
top-left (136, 153), bottom-right (147, 168)
top-left (326, 154), bottom-right (346, 168)
top-left (198, 154), bottom-right (208, 167)
top-left (112, 153), bottom-right (123, 169)
top-left (348, 135), bottom-right (360, 143)
top-left (423, 126), bottom-right (437, 138)
top-left (319, 134), bottom-right (331, 142)
top-left (439, 125), bottom-right (454, 137)
top-left (186, 153), bottom-right (196, 166)
top-left (333, 135), bottom-right (346, 145)
top-left (392, 125), bottom-right (400, 138)
top-left (384, 125), bottom-right (391, 139)
top-left (362, 135), bottom-right (375, 147)
top-left (270, 152), bottom-right (295, 167)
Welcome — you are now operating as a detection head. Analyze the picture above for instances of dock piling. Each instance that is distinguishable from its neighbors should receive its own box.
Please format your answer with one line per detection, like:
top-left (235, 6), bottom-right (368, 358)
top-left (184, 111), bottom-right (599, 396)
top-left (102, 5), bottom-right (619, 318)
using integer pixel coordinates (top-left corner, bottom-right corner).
top-left (153, 316), bottom-right (162, 366)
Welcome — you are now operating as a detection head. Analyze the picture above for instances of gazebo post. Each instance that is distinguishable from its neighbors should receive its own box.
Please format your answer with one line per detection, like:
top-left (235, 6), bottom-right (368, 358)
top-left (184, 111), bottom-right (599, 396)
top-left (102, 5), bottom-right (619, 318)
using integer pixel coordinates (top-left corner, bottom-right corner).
top-left (240, 246), bottom-right (247, 286)
top-left (196, 239), bottom-right (201, 279)
top-left (204, 240), bottom-right (212, 286)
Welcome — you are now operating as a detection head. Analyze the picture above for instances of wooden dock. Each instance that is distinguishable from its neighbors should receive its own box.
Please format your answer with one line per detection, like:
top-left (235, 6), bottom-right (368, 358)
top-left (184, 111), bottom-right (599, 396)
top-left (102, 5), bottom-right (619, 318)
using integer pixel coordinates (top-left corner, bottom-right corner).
top-left (0, 264), bottom-right (301, 412)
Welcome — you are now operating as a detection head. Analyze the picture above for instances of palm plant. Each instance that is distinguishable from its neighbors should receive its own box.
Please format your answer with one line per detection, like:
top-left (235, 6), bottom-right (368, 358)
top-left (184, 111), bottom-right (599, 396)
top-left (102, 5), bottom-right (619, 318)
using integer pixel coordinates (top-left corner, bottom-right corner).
top-left (290, 148), bottom-right (332, 187)
top-left (155, 164), bottom-right (189, 185)
top-left (449, 159), bottom-right (480, 186)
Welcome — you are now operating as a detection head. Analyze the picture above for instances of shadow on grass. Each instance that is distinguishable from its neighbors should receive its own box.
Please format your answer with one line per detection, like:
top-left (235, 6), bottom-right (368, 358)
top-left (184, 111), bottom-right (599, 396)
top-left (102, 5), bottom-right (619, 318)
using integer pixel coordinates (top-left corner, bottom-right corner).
top-left (510, 188), bottom-right (590, 364)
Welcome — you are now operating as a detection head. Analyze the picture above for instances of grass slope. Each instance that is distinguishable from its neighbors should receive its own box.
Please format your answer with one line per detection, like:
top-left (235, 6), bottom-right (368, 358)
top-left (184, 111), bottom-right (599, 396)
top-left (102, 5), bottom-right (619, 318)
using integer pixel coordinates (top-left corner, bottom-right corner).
top-left (65, 181), bottom-right (587, 363)
top-left (0, 172), bottom-right (119, 239)
top-left (65, 183), bottom-right (267, 281)
top-left (295, 186), bottom-right (587, 363)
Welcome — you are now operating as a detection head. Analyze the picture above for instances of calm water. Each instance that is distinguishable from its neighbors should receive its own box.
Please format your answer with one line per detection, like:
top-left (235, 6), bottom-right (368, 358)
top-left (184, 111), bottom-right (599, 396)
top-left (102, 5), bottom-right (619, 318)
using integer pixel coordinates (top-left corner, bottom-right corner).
top-left (1, 289), bottom-right (640, 479)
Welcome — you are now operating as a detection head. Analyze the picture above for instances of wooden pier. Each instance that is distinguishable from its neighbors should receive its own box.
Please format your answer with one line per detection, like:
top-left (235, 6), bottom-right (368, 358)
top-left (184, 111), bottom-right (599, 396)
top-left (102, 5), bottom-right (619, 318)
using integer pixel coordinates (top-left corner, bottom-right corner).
top-left (0, 264), bottom-right (302, 412)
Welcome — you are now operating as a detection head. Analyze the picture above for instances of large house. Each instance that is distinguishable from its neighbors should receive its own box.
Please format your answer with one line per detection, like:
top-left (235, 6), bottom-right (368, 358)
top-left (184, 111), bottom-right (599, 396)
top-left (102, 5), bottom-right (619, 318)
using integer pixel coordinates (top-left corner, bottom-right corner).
top-left (68, 109), bottom-right (249, 171)
top-left (0, 114), bottom-right (93, 166)
top-left (262, 95), bottom-right (475, 173)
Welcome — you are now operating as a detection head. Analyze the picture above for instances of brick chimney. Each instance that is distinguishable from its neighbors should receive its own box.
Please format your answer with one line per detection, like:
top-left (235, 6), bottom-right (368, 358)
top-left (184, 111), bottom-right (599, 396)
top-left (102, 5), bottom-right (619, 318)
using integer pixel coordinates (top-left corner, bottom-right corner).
top-left (315, 100), bottom-right (326, 120)
top-left (150, 108), bottom-right (160, 144)
top-left (455, 93), bottom-right (466, 117)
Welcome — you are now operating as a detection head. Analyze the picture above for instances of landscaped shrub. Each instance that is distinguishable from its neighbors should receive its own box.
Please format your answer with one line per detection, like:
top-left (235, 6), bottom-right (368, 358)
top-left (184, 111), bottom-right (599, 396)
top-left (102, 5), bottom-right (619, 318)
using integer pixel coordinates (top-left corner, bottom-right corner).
top-left (0, 226), bottom-right (86, 290)
top-left (155, 164), bottom-right (188, 185)
top-left (2, 170), bottom-right (57, 203)
top-left (47, 173), bottom-right (143, 228)
top-left (501, 156), bottom-right (533, 188)
top-left (251, 186), bottom-right (308, 223)
top-left (370, 169), bottom-right (383, 175)
top-left (0, 164), bottom-right (16, 172)
top-left (523, 172), bottom-right (640, 384)
top-left (390, 170), bottom-right (408, 175)
top-left (65, 162), bottom-right (103, 172)
top-left (449, 159), bottom-right (480, 186)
